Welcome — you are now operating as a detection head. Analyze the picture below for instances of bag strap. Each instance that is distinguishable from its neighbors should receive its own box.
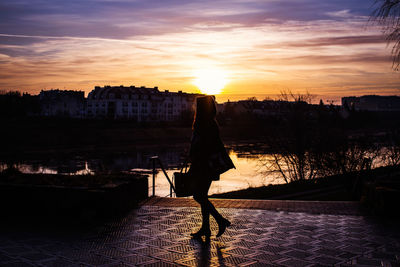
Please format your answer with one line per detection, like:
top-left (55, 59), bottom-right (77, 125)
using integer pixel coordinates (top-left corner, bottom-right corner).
top-left (180, 155), bottom-right (190, 173)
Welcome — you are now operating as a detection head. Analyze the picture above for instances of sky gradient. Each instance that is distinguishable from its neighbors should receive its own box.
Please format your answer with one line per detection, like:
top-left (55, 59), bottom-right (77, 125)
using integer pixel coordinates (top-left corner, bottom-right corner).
top-left (0, 0), bottom-right (399, 103)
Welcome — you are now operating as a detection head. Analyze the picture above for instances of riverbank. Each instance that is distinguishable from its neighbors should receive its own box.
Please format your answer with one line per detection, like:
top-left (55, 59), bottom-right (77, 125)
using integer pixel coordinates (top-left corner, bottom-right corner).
top-left (211, 173), bottom-right (354, 201)
top-left (210, 166), bottom-right (400, 216)
top-left (0, 117), bottom-right (264, 160)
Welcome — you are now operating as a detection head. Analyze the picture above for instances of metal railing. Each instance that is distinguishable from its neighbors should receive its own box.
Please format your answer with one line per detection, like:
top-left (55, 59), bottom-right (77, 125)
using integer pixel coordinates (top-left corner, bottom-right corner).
top-left (150, 156), bottom-right (176, 197)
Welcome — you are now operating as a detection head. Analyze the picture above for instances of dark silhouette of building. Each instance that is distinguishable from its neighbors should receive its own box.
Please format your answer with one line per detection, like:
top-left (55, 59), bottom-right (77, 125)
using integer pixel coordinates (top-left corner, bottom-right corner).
top-left (39, 89), bottom-right (85, 118)
top-left (342, 95), bottom-right (400, 112)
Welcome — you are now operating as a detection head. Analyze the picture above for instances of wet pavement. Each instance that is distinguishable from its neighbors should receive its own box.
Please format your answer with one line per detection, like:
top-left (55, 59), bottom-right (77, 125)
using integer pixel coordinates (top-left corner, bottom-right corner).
top-left (0, 197), bottom-right (399, 266)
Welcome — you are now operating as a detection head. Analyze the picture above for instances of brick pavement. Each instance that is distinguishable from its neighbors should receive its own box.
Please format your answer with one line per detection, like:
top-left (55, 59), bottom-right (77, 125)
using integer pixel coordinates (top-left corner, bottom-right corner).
top-left (0, 197), bottom-right (399, 266)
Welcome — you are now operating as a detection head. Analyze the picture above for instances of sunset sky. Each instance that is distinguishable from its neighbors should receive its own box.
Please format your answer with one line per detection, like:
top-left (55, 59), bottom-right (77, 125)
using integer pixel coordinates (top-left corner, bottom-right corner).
top-left (0, 0), bottom-right (399, 103)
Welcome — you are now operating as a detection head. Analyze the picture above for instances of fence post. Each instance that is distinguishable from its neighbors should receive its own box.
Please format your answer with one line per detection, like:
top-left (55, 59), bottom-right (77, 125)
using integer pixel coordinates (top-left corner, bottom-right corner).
top-left (170, 177), bottom-right (173, 197)
top-left (151, 156), bottom-right (157, 196)
top-left (150, 155), bottom-right (176, 197)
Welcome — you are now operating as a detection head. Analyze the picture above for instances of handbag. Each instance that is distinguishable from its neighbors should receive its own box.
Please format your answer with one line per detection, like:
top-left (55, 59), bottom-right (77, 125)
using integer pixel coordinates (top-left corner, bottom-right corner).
top-left (173, 159), bottom-right (196, 197)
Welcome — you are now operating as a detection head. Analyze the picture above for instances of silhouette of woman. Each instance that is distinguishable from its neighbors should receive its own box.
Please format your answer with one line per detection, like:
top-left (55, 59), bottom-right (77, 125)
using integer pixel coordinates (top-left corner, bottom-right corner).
top-left (189, 95), bottom-right (234, 240)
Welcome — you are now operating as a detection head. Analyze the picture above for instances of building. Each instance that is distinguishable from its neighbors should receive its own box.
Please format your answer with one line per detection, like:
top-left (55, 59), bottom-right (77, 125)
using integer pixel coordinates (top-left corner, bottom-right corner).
top-left (222, 99), bottom-right (294, 118)
top-left (342, 95), bottom-right (400, 112)
top-left (86, 85), bottom-right (203, 121)
top-left (39, 89), bottom-right (85, 118)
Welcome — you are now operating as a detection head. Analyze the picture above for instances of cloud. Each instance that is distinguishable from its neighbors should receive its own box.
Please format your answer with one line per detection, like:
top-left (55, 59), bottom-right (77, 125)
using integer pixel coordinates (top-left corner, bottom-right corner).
top-left (0, 0), bottom-right (398, 98)
top-left (326, 9), bottom-right (354, 18)
top-left (291, 35), bottom-right (386, 47)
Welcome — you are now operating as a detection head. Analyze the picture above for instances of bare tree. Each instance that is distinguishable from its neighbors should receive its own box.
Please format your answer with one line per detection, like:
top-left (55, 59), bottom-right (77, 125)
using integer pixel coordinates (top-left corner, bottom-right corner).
top-left (261, 92), bottom-right (318, 183)
top-left (382, 129), bottom-right (400, 166)
top-left (260, 91), bottom-right (383, 184)
top-left (372, 0), bottom-right (400, 70)
top-left (277, 90), bottom-right (315, 104)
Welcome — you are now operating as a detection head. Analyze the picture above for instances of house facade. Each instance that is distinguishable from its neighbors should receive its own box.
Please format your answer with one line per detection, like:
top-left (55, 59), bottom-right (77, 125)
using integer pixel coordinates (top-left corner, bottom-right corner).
top-left (86, 85), bottom-right (203, 121)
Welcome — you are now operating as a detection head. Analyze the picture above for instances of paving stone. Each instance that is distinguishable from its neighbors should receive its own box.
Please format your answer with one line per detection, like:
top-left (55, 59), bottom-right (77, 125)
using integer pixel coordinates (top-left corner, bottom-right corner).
top-left (242, 262), bottom-right (277, 267)
top-left (0, 261), bottom-right (36, 267)
top-left (20, 252), bottom-right (54, 262)
top-left (371, 251), bottom-right (398, 261)
top-left (278, 258), bottom-right (312, 267)
top-left (79, 254), bottom-right (116, 266)
top-left (342, 244), bottom-right (372, 254)
top-left (155, 251), bottom-right (189, 262)
top-left (167, 244), bottom-right (197, 254)
top-left (250, 252), bottom-right (284, 263)
top-left (232, 239), bottom-right (259, 249)
top-left (132, 246), bottom-right (165, 256)
top-left (1, 246), bottom-right (34, 255)
top-left (0, 252), bottom-right (16, 263)
top-left (284, 250), bottom-right (313, 260)
top-left (289, 243), bottom-right (314, 251)
top-left (313, 248), bottom-right (343, 257)
top-left (140, 261), bottom-right (181, 267)
top-left (355, 257), bottom-right (383, 265)
top-left (120, 254), bottom-right (157, 265)
top-left (257, 245), bottom-right (287, 254)
top-left (225, 247), bottom-right (257, 257)
top-left (113, 240), bottom-right (144, 250)
top-left (176, 258), bottom-right (209, 267)
top-left (105, 262), bottom-right (135, 267)
top-left (94, 248), bottom-right (131, 259)
top-left (310, 256), bottom-right (342, 265)
top-left (36, 257), bottom-right (76, 267)
top-left (219, 255), bottom-right (257, 266)
top-left (337, 251), bottom-right (358, 260)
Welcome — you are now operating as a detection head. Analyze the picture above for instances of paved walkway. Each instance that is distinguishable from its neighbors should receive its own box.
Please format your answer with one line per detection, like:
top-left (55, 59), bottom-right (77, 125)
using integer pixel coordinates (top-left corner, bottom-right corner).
top-left (0, 197), bottom-right (399, 266)
top-left (142, 197), bottom-right (364, 216)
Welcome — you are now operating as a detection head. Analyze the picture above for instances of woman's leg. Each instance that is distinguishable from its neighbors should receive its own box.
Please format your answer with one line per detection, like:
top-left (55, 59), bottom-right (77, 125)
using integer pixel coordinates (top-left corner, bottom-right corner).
top-left (193, 179), bottom-right (225, 231)
top-left (193, 179), bottom-right (212, 231)
top-left (206, 198), bottom-right (223, 222)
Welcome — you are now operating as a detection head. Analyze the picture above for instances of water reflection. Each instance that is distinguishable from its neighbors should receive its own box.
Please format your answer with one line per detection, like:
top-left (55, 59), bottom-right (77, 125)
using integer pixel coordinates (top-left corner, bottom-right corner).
top-left (151, 151), bottom-right (283, 197)
top-left (0, 145), bottom-right (280, 196)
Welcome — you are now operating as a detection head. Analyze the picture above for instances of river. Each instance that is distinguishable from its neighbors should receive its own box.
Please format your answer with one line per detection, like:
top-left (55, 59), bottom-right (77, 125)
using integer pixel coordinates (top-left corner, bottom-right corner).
top-left (0, 144), bottom-right (284, 197)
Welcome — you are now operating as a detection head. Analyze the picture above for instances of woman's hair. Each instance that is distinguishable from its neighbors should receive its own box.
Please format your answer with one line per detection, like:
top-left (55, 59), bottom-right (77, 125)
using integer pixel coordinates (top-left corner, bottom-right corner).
top-left (192, 95), bottom-right (217, 130)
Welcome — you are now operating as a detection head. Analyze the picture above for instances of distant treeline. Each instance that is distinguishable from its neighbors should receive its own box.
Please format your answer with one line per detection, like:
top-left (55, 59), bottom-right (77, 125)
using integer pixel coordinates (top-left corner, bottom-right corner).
top-left (0, 91), bottom-right (40, 118)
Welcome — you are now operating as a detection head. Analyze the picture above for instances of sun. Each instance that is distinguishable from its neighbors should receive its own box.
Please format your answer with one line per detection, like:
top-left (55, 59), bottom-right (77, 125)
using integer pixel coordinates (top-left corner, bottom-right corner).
top-left (193, 69), bottom-right (228, 95)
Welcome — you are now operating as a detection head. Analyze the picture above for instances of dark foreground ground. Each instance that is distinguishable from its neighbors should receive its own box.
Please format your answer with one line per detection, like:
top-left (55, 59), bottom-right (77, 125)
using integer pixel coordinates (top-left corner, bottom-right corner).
top-left (1, 197), bottom-right (399, 267)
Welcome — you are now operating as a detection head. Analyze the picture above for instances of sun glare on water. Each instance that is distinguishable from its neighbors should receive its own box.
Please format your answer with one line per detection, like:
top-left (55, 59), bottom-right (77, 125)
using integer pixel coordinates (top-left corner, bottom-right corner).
top-left (193, 69), bottom-right (228, 95)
